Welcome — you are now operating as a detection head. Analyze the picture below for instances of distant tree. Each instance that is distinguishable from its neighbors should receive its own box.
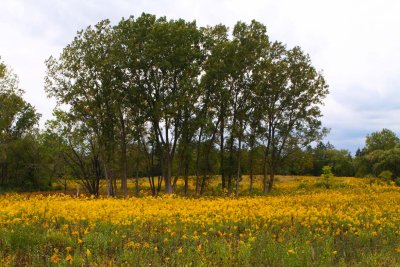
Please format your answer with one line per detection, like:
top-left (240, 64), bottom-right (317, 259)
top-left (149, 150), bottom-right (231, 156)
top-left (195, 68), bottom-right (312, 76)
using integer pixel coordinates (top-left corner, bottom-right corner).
top-left (355, 148), bottom-right (365, 157)
top-left (0, 60), bottom-right (43, 190)
top-left (366, 145), bottom-right (400, 178)
top-left (311, 142), bottom-right (334, 175)
top-left (365, 129), bottom-right (399, 153)
top-left (283, 146), bottom-right (314, 175)
top-left (327, 149), bottom-right (354, 176)
top-left (310, 142), bottom-right (354, 176)
top-left (0, 58), bottom-right (5, 78)
top-left (39, 128), bottom-right (71, 192)
top-left (45, 111), bottom-right (102, 195)
top-left (355, 129), bottom-right (400, 179)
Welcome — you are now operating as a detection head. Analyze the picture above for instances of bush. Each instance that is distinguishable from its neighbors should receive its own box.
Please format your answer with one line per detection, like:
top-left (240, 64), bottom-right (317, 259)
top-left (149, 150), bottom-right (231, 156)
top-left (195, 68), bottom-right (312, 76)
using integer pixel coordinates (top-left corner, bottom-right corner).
top-left (317, 166), bottom-right (334, 189)
top-left (378, 170), bottom-right (393, 181)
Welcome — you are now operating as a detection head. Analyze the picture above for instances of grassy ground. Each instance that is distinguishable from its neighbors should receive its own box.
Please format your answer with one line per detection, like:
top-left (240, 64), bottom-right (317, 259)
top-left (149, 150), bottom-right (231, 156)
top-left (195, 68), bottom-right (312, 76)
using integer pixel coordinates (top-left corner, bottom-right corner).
top-left (1, 176), bottom-right (400, 266)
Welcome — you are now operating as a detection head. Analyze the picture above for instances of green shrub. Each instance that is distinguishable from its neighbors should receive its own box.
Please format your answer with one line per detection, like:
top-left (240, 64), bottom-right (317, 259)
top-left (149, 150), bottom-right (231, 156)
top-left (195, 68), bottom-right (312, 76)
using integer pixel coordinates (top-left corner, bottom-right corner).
top-left (378, 170), bottom-right (393, 181)
top-left (317, 166), bottom-right (334, 189)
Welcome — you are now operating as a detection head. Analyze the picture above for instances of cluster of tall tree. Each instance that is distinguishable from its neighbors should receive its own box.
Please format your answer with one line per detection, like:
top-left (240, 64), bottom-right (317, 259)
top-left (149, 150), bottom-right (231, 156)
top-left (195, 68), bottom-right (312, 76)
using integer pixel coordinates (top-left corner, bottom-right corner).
top-left (43, 13), bottom-right (329, 196)
top-left (0, 57), bottom-right (45, 191)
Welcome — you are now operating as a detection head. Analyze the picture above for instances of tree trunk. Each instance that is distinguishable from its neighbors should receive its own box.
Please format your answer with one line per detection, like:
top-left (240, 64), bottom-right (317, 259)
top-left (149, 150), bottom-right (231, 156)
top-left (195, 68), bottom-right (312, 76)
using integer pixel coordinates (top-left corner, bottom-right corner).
top-left (157, 176), bottom-right (163, 194)
top-left (249, 144), bottom-right (254, 192)
top-left (172, 154), bottom-right (183, 192)
top-left (268, 160), bottom-right (275, 193)
top-left (227, 137), bottom-right (234, 196)
top-left (94, 156), bottom-right (101, 196)
top-left (119, 111), bottom-right (128, 197)
top-left (268, 172), bottom-right (275, 193)
top-left (195, 126), bottom-right (203, 194)
top-left (62, 177), bottom-right (68, 193)
top-left (200, 174), bottom-right (207, 195)
top-left (249, 175), bottom-right (254, 192)
top-left (165, 153), bottom-right (173, 194)
top-left (112, 176), bottom-right (117, 196)
top-left (263, 149), bottom-right (268, 194)
top-left (184, 160), bottom-right (189, 196)
top-left (235, 125), bottom-right (242, 197)
top-left (104, 163), bottom-right (110, 196)
top-left (220, 116), bottom-right (225, 189)
top-left (148, 175), bottom-right (155, 196)
top-left (135, 157), bottom-right (139, 197)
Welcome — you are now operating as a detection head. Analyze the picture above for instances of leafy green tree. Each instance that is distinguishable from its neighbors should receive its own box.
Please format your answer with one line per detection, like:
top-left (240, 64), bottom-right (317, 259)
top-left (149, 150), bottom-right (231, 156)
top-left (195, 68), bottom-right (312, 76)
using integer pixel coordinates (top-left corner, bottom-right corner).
top-left (310, 142), bottom-right (354, 176)
top-left (0, 59), bottom-right (42, 190)
top-left (114, 14), bottom-right (206, 195)
top-left (282, 146), bottom-right (314, 175)
top-left (365, 128), bottom-right (399, 153)
top-left (200, 24), bottom-right (230, 192)
top-left (45, 111), bottom-right (102, 195)
top-left (230, 20), bottom-right (269, 197)
top-left (0, 59), bottom-right (5, 78)
top-left (254, 42), bottom-right (328, 193)
top-left (356, 129), bottom-right (400, 180)
top-left (366, 145), bottom-right (400, 178)
top-left (113, 15), bottom-right (154, 196)
top-left (128, 15), bottom-right (203, 194)
top-left (46, 20), bottom-right (121, 196)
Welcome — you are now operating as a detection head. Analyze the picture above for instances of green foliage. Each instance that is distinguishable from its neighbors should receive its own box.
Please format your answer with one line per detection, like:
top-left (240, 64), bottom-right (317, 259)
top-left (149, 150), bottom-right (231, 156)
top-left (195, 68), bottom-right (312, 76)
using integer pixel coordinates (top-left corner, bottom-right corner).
top-left (365, 129), bottom-right (399, 153)
top-left (354, 130), bottom-right (400, 181)
top-left (44, 111), bottom-right (102, 195)
top-left (250, 37), bottom-right (328, 193)
top-left (318, 165), bottom-right (334, 189)
top-left (378, 170), bottom-right (393, 181)
top-left (0, 58), bottom-right (48, 192)
top-left (0, 58), bottom-right (5, 78)
top-left (354, 155), bottom-right (369, 178)
top-left (44, 13), bottom-right (328, 196)
top-left (309, 142), bottom-right (354, 177)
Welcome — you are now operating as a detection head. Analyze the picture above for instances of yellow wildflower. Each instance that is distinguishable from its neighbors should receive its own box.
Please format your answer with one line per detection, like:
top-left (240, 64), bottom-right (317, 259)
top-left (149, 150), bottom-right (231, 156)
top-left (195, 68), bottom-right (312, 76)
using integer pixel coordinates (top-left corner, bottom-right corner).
top-left (50, 253), bottom-right (60, 263)
top-left (287, 249), bottom-right (296, 255)
top-left (65, 254), bottom-right (73, 263)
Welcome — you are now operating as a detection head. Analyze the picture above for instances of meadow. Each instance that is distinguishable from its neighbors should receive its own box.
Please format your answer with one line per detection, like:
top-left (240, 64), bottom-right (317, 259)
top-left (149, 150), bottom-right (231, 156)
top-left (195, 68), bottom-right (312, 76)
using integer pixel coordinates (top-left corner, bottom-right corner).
top-left (1, 176), bottom-right (400, 266)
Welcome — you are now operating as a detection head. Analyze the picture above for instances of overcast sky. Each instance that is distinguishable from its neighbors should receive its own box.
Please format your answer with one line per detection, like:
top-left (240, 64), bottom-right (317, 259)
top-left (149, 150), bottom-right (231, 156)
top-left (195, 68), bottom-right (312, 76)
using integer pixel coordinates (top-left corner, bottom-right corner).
top-left (1, 0), bottom-right (400, 153)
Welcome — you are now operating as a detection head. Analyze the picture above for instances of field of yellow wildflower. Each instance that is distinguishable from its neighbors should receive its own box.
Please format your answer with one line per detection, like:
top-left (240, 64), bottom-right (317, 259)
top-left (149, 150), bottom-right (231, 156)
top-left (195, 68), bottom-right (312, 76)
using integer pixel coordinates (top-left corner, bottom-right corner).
top-left (1, 177), bottom-right (400, 266)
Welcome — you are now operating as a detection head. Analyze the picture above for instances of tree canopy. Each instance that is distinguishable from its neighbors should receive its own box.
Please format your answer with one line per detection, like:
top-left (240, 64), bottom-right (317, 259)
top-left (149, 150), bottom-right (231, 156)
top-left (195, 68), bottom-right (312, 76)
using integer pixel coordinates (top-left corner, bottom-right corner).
top-left (0, 58), bottom-right (43, 191)
top-left (44, 13), bottom-right (329, 195)
top-left (365, 128), bottom-right (399, 153)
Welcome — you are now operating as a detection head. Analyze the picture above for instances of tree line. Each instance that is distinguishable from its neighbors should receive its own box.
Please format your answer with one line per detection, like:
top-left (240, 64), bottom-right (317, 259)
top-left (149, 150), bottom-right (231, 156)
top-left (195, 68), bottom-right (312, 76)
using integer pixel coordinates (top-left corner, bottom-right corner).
top-left (0, 57), bottom-right (44, 191)
top-left (12, 13), bottom-right (395, 196)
